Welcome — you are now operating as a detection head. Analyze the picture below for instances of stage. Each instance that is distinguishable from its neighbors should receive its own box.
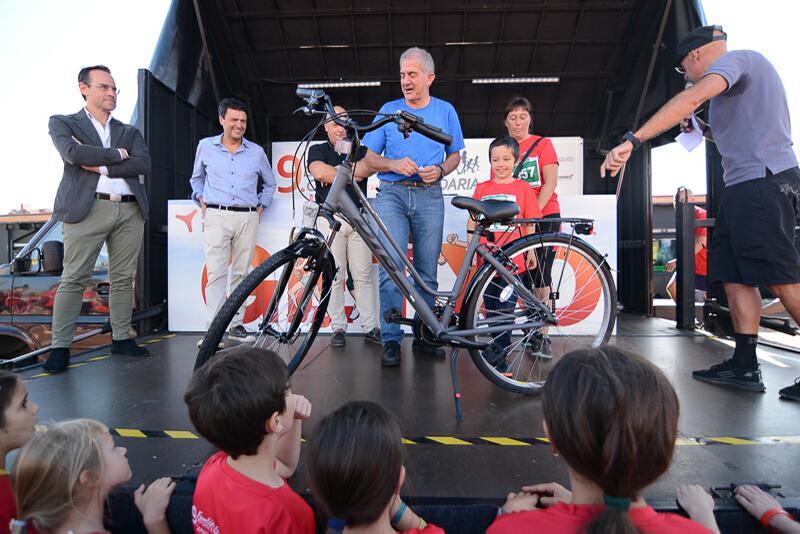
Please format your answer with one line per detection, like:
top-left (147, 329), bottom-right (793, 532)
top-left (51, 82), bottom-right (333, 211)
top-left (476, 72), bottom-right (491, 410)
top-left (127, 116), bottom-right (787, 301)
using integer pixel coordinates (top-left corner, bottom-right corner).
top-left (18, 314), bottom-right (800, 531)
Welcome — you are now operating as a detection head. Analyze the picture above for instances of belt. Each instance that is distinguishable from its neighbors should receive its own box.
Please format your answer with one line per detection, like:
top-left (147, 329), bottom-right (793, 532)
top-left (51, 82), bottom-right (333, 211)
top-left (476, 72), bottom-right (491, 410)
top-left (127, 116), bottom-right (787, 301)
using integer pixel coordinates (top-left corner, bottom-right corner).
top-left (391, 179), bottom-right (440, 188)
top-left (205, 204), bottom-right (258, 212)
top-left (95, 193), bottom-right (136, 203)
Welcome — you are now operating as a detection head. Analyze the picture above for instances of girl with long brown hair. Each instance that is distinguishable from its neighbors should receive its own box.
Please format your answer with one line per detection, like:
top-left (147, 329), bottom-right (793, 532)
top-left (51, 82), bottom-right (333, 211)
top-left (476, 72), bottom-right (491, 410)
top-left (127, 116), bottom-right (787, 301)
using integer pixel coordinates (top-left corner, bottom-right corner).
top-left (489, 347), bottom-right (719, 533)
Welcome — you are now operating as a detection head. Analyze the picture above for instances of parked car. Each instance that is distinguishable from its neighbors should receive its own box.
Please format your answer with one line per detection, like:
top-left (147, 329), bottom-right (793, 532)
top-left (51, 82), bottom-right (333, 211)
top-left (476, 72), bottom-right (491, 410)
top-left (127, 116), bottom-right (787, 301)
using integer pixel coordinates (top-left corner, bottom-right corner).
top-left (0, 218), bottom-right (113, 360)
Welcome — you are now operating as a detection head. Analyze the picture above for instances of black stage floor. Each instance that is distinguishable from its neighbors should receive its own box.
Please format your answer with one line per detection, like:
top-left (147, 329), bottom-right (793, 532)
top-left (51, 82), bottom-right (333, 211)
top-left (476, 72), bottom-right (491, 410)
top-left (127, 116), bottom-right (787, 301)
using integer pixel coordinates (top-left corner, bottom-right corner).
top-left (18, 314), bottom-right (800, 509)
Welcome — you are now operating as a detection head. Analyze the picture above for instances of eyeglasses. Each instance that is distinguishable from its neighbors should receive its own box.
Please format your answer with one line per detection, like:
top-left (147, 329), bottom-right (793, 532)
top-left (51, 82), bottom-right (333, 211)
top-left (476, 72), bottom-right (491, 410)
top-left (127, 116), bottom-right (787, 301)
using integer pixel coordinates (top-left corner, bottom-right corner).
top-left (674, 65), bottom-right (686, 75)
top-left (88, 83), bottom-right (120, 95)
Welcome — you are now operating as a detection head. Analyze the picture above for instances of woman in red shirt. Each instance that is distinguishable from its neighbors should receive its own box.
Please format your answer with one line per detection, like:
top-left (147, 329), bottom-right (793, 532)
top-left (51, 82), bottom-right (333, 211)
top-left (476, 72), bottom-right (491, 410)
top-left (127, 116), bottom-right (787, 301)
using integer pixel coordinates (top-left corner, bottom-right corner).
top-left (489, 347), bottom-right (720, 534)
top-left (503, 96), bottom-right (561, 355)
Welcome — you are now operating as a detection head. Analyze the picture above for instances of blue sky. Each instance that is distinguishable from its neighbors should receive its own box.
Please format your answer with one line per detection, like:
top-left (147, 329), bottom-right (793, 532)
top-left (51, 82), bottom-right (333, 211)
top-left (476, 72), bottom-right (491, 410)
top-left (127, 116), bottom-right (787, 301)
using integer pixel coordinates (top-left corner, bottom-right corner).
top-left (0, 1), bottom-right (796, 211)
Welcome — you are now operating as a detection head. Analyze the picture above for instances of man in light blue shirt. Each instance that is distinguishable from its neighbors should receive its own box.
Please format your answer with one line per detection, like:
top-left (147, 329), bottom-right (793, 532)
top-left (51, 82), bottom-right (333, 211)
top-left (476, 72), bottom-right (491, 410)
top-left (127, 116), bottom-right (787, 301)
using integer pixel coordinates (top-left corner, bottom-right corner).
top-left (362, 47), bottom-right (465, 367)
top-left (190, 98), bottom-right (275, 345)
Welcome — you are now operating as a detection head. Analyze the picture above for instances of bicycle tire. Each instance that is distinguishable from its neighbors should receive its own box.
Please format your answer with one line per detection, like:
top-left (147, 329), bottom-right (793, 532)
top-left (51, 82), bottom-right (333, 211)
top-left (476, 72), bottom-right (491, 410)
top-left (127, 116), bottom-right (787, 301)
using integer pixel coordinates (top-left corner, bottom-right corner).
top-left (461, 233), bottom-right (616, 395)
top-left (194, 241), bottom-right (336, 374)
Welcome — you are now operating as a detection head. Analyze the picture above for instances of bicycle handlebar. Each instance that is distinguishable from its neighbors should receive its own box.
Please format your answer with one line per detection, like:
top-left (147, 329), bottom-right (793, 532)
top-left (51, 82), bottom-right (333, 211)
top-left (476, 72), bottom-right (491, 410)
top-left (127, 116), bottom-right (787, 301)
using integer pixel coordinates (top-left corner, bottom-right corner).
top-left (295, 88), bottom-right (453, 147)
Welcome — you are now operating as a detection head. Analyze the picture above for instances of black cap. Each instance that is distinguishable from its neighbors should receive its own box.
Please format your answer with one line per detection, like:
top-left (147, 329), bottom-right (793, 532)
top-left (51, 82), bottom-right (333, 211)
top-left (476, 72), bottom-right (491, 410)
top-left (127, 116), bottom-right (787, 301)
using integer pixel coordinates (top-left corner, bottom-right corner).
top-left (674, 25), bottom-right (727, 65)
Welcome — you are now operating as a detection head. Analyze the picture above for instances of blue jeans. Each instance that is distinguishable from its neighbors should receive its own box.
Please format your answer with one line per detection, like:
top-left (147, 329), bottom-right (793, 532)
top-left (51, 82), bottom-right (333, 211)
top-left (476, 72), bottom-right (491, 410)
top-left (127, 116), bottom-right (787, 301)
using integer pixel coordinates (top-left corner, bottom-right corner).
top-left (375, 181), bottom-right (444, 345)
top-left (483, 275), bottom-right (521, 350)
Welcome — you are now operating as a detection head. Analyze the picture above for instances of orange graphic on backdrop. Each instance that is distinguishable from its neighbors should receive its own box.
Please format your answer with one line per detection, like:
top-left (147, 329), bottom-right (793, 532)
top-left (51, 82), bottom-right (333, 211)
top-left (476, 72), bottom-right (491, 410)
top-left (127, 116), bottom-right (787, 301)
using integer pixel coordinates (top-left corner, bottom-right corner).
top-left (176, 210), bottom-right (198, 232)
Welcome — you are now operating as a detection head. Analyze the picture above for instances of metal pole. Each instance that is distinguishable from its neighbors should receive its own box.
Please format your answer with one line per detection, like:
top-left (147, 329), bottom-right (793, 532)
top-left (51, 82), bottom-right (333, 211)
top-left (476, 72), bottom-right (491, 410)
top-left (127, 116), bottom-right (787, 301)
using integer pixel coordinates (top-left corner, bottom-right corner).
top-left (675, 188), bottom-right (696, 330)
top-left (632, 0), bottom-right (674, 130)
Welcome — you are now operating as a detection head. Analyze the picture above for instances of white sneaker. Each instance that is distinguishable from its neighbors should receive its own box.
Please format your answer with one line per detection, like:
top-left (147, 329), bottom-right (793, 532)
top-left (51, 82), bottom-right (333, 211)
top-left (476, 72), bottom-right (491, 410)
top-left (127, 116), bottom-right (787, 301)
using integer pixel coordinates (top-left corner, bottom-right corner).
top-left (228, 325), bottom-right (257, 344)
top-left (197, 336), bottom-right (224, 349)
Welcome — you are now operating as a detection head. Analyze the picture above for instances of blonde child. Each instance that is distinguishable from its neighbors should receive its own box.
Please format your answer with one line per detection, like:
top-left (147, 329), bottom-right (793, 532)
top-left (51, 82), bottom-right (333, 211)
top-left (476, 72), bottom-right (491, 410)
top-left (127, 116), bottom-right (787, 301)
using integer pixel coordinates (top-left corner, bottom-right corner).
top-left (13, 419), bottom-right (174, 533)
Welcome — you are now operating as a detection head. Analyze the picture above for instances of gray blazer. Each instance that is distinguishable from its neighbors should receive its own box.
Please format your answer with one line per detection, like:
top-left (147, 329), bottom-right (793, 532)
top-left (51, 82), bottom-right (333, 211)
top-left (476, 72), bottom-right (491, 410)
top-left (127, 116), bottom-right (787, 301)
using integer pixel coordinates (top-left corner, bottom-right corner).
top-left (49, 109), bottom-right (151, 223)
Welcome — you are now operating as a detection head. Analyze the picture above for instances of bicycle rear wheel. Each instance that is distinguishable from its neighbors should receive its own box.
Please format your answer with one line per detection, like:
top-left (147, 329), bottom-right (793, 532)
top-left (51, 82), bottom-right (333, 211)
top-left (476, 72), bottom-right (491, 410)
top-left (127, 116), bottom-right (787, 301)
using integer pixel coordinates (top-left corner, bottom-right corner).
top-left (194, 239), bottom-right (336, 374)
top-left (462, 233), bottom-right (616, 394)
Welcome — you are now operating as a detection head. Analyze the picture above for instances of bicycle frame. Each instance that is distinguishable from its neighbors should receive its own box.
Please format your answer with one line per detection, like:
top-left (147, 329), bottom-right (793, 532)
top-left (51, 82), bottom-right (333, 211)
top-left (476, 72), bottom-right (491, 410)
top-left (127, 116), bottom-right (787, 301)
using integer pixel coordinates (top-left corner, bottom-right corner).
top-left (307, 137), bottom-right (554, 347)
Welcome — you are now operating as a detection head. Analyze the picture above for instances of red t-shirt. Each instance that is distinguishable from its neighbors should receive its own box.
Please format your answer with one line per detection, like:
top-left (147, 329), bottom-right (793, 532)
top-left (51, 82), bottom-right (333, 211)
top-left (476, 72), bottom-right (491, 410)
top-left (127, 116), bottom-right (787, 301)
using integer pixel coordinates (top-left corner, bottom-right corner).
top-left (694, 206), bottom-right (708, 277)
top-left (473, 179), bottom-right (543, 273)
top-left (192, 452), bottom-right (315, 534)
top-left (515, 135), bottom-right (560, 216)
top-left (401, 526), bottom-right (445, 534)
top-left (488, 502), bottom-right (714, 534)
top-left (0, 470), bottom-right (15, 534)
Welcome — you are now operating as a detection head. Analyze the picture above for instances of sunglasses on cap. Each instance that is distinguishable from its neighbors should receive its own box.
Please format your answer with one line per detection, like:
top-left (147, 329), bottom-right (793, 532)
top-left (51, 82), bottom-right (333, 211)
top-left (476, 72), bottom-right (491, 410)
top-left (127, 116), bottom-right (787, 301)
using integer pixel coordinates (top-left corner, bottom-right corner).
top-left (674, 25), bottom-right (727, 75)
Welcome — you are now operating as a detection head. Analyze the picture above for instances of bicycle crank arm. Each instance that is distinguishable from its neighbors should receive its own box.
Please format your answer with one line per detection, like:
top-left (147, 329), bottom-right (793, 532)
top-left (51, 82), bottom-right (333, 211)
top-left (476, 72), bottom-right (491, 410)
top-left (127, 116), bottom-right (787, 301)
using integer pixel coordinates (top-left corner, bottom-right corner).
top-left (437, 333), bottom-right (488, 350)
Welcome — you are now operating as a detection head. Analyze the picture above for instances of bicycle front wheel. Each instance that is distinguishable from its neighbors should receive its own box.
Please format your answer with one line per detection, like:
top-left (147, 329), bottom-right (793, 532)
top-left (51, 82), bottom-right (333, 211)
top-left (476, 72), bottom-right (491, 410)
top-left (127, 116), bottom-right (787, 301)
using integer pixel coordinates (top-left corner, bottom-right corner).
top-left (462, 233), bottom-right (616, 394)
top-left (195, 239), bottom-right (336, 374)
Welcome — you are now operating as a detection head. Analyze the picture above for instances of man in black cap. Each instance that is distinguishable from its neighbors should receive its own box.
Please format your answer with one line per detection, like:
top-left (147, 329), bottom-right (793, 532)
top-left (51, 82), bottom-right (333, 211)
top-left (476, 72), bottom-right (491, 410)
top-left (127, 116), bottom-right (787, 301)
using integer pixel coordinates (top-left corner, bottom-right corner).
top-left (601, 25), bottom-right (800, 401)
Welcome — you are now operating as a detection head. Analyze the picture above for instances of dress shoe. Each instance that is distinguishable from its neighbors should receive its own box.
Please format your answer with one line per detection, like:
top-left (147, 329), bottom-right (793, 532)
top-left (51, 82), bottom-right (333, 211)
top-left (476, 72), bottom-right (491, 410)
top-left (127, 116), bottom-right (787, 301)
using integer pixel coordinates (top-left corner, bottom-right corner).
top-left (364, 328), bottom-right (382, 345)
top-left (111, 339), bottom-right (150, 358)
top-left (43, 348), bottom-right (70, 373)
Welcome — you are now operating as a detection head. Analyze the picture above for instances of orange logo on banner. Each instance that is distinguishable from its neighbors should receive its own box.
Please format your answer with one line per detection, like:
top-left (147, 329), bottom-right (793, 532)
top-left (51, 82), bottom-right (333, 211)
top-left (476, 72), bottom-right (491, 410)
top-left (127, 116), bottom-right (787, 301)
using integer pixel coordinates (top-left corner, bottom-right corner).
top-left (276, 155), bottom-right (305, 193)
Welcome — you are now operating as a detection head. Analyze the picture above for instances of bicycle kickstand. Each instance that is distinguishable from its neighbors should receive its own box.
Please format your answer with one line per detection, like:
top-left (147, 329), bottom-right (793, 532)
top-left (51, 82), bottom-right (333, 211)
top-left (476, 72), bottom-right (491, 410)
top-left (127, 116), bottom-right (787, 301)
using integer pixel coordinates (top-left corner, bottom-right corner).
top-left (450, 349), bottom-right (464, 421)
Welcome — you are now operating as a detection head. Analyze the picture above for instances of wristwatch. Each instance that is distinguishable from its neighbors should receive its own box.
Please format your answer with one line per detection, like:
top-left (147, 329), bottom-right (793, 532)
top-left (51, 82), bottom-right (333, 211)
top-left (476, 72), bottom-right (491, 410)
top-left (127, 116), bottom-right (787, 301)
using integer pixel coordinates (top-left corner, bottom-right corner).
top-left (436, 164), bottom-right (445, 179)
top-left (621, 131), bottom-right (643, 150)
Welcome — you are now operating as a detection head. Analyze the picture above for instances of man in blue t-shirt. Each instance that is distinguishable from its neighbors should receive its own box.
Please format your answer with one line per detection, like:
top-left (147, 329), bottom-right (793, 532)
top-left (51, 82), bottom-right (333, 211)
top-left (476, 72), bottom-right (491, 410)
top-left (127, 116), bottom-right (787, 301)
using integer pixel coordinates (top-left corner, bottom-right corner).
top-left (362, 47), bottom-right (465, 367)
top-left (600, 25), bottom-right (800, 401)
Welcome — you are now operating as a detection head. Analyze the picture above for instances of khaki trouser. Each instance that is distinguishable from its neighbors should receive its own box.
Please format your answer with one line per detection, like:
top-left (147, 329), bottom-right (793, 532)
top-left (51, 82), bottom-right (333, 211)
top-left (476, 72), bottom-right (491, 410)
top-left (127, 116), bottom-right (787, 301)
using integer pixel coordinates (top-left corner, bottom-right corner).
top-left (52, 199), bottom-right (144, 347)
top-left (203, 208), bottom-right (259, 329)
top-left (318, 216), bottom-right (378, 332)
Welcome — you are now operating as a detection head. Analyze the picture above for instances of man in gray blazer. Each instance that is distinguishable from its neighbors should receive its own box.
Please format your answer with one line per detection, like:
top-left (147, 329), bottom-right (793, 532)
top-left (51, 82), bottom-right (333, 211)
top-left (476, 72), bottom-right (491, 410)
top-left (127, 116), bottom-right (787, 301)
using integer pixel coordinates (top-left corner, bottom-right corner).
top-left (44, 65), bottom-right (151, 373)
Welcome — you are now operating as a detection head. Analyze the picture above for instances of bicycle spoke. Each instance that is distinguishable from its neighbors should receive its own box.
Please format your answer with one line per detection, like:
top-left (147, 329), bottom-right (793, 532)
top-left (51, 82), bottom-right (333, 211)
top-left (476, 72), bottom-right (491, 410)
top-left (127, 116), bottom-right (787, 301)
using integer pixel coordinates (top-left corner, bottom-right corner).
top-left (464, 235), bottom-right (615, 394)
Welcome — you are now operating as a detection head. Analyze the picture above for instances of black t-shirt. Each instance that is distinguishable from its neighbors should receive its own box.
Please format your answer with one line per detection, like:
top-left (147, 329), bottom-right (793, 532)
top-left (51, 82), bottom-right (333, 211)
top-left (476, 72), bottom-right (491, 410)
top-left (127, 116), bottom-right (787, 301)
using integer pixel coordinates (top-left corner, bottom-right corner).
top-left (307, 141), bottom-right (369, 204)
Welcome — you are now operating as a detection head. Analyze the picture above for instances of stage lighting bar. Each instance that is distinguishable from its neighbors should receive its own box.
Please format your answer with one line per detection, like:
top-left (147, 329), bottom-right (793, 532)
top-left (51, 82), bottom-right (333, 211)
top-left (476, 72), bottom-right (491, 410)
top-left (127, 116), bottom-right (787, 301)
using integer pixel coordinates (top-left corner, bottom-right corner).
top-left (297, 81), bottom-right (382, 89)
top-left (471, 77), bottom-right (560, 85)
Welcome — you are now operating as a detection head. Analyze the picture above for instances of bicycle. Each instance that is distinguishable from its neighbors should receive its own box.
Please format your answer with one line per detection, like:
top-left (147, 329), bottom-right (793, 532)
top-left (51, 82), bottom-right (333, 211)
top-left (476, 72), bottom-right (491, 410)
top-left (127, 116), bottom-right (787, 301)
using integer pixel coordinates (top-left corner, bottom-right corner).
top-left (195, 88), bottom-right (617, 402)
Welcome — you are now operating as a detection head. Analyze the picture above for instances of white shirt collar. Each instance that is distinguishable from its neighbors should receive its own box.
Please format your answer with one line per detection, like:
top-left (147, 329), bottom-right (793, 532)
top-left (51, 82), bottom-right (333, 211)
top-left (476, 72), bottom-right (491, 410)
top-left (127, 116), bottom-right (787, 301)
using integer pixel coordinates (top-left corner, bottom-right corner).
top-left (84, 107), bottom-right (113, 128)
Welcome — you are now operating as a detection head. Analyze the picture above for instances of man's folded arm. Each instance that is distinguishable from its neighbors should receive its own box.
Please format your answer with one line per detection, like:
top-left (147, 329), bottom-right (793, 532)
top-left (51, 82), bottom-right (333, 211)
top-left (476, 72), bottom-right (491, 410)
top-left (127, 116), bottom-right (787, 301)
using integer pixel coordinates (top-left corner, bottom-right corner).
top-left (104, 129), bottom-right (151, 178)
top-left (49, 115), bottom-right (123, 167)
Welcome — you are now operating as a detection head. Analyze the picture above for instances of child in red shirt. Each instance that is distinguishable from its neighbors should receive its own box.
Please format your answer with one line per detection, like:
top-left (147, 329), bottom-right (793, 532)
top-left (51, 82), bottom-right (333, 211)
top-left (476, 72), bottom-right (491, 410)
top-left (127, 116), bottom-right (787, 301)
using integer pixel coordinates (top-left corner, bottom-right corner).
top-left (0, 371), bottom-right (38, 534)
top-left (185, 346), bottom-right (315, 534)
top-left (14, 418), bottom-right (173, 533)
top-left (468, 136), bottom-right (542, 370)
top-left (307, 401), bottom-right (444, 534)
top-left (489, 347), bottom-right (719, 534)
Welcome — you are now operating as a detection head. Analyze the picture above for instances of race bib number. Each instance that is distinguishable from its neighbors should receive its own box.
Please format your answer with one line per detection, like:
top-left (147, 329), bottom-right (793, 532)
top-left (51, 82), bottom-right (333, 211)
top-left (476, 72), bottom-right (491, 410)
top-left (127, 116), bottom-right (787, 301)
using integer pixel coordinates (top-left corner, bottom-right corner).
top-left (516, 156), bottom-right (541, 188)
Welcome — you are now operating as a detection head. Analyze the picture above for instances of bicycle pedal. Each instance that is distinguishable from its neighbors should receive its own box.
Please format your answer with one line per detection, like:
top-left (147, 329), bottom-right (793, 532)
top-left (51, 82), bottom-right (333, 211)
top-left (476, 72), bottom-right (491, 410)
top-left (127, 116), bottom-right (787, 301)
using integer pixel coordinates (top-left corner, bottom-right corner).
top-left (383, 308), bottom-right (414, 325)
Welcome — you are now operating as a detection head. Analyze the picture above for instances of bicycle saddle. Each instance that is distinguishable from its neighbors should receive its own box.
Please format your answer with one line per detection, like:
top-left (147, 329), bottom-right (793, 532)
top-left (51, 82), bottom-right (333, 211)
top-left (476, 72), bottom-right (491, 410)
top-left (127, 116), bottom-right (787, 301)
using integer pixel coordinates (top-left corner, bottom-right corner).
top-left (451, 196), bottom-right (520, 222)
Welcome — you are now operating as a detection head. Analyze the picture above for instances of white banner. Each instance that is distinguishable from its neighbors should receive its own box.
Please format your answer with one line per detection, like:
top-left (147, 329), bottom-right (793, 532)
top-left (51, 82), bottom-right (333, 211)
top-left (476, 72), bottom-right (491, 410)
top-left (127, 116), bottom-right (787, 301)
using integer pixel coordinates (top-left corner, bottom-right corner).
top-left (168, 136), bottom-right (604, 332)
top-left (167, 196), bottom-right (615, 334)
top-left (271, 137), bottom-right (583, 200)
